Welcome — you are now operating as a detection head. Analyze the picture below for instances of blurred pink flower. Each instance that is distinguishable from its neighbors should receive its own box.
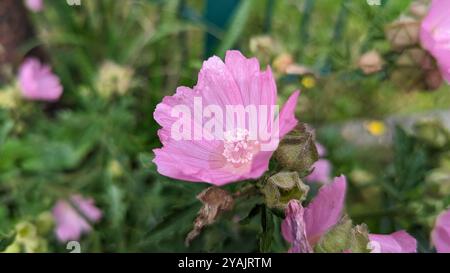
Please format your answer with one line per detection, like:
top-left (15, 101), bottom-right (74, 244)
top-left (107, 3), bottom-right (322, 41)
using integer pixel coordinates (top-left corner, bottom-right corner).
top-left (52, 195), bottom-right (102, 242)
top-left (369, 231), bottom-right (417, 253)
top-left (315, 142), bottom-right (326, 157)
top-left (24, 0), bottom-right (44, 12)
top-left (306, 142), bottom-right (332, 184)
top-left (281, 175), bottom-right (347, 252)
top-left (306, 159), bottom-right (332, 184)
top-left (18, 58), bottom-right (63, 102)
top-left (153, 50), bottom-right (299, 186)
top-left (420, 0), bottom-right (450, 82)
top-left (282, 175), bottom-right (417, 253)
top-left (431, 209), bottom-right (450, 253)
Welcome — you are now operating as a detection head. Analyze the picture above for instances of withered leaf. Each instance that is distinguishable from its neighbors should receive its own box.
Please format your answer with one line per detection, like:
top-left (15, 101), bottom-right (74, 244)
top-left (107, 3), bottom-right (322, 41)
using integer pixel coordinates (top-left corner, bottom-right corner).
top-left (185, 187), bottom-right (234, 246)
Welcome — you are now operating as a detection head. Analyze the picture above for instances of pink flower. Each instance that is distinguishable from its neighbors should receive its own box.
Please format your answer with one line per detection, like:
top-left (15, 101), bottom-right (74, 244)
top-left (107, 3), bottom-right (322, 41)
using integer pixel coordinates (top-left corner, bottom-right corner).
top-left (282, 175), bottom-right (417, 253)
top-left (153, 50), bottom-right (299, 186)
top-left (315, 142), bottom-right (326, 157)
top-left (24, 0), bottom-right (44, 12)
top-left (431, 209), bottom-right (450, 253)
top-left (368, 231), bottom-right (417, 253)
top-left (306, 159), bottom-right (332, 184)
top-left (52, 195), bottom-right (102, 242)
top-left (306, 142), bottom-right (332, 184)
top-left (420, 0), bottom-right (450, 82)
top-left (281, 175), bottom-right (347, 252)
top-left (18, 58), bottom-right (63, 102)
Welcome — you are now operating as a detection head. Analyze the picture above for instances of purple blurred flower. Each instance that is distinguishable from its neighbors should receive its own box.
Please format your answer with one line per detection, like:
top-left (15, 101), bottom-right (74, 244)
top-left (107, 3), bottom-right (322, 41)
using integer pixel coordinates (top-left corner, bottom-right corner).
top-left (306, 142), bottom-right (332, 184)
top-left (315, 142), bottom-right (326, 157)
top-left (431, 209), bottom-right (450, 253)
top-left (24, 0), bottom-right (44, 12)
top-left (369, 231), bottom-right (417, 253)
top-left (306, 159), bottom-right (332, 184)
top-left (18, 58), bottom-right (63, 102)
top-left (52, 195), bottom-right (102, 242)
top-left (420, 0), bottom-right (450, 82)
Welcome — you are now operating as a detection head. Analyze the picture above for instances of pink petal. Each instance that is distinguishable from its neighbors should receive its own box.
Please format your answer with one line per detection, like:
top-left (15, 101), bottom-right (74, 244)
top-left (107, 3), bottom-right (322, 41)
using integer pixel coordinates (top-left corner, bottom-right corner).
top-left (224, 50), bottom-right (262, 106)
top-left (431, 209), bottom-right (450, 253)
top-left (420, 0), bottom-right (450, 83)
top-left (153, 140), bottom-right (231, 185)
top-left (304, 175), bottom-right (347, 245)
top-left (196, 55), bottom-right (243, 107)
top-left (52, 195), bottom-right (102, 242)
top-left (18, 58), bottom-right (63, 102)
top-left (25, 0), bottom-right (44, 12)
top-left (52, 201), bottom-right (91, 242)
top-left (315, 142), bottom-right (327, 157)
top-left (305, 159), bottom-right (332, 184)
top-left (71, 195), bottom-right (102, 222)
top-left (278, 90), bottom-right (300, 138)
top-left (369, 231), bottom-right (417, 253)
top-left (281, 200), bottom-right (313, 253)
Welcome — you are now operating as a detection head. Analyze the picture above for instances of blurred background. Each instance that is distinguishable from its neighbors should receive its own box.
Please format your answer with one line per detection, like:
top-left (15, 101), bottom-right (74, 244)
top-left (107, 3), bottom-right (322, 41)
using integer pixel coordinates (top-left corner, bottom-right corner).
top-left (0, 0), bottom-right (449, 252)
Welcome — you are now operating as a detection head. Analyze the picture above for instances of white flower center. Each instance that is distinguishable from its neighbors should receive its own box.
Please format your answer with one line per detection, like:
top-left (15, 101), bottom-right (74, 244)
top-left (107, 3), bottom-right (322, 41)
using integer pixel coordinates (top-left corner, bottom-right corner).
top-left (222, 129), bottom-right (259, 165)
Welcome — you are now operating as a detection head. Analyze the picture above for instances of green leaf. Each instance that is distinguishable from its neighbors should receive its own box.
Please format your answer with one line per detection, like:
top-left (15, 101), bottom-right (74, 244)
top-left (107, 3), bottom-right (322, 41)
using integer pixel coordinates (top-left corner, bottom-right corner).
top-left (138, 152), bottom-right (155, 169)
top-left (0, 121), bottom-right (13, 151)
top-left (0, 232), bottom-right (16, 252)
top-left (107, 184), bottom-right (126, 228)
top-left (149, 202), bottom-right (199, 239)
top-left (240, 204), bottom-right (262, 225)
top-left (259, 205), bottom-right (275, 253)
top-left (216, 0), bottom-right (255, 56)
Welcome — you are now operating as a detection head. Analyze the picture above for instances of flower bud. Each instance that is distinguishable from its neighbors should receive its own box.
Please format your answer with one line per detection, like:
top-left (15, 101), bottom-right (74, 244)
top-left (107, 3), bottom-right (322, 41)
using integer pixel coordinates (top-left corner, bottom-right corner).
top-left (315, 216), bottom-right (371, 253)
top-left (272, 53), bottom-right (294, 74)
top-left (358, 50), bottom-right (384, 75)
top-left (391, 48), bottom-right (441, 91)
top-left (274, 124), bottom-right (319, 172)
top-left (409, 0), bottom-right (429, 19)
top-left (385, 16), bottom-right (420, 51)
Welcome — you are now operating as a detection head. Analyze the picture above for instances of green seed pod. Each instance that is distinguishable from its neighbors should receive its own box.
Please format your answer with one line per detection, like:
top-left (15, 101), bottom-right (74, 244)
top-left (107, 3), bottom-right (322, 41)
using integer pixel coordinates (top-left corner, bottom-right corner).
top-left (273, 124), bottom-right (319, 173)
top-left (262, 171), bottom-right (309, 209)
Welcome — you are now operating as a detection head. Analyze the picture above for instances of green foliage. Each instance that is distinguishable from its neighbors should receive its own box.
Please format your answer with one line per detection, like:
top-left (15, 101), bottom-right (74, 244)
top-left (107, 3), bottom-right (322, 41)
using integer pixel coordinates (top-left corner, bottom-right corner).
top-left (0, 0), bottom-right (449, 253)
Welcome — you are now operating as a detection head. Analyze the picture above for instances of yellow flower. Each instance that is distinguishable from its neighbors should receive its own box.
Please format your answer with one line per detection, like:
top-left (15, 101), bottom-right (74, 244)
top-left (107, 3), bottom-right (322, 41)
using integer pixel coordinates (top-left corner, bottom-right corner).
top-left (365, 120), bottom-right (386, 136)
top-left (301, 75), bottom-right (316, 89)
